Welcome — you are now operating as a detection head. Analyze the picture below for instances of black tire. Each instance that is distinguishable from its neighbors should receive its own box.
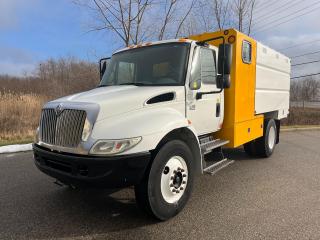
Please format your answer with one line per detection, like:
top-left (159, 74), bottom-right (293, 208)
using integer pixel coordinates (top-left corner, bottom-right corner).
top-left (255, 119), bottom-right (277, 158)
top-left (134, 140), bottom-right (194, 221)
top-left (243, 140), bottom-right (256, 157)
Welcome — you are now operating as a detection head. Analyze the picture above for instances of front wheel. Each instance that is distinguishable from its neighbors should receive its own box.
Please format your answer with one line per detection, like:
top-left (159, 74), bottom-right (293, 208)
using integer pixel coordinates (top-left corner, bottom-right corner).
top-left (134, 140), bottom-right (194, 220)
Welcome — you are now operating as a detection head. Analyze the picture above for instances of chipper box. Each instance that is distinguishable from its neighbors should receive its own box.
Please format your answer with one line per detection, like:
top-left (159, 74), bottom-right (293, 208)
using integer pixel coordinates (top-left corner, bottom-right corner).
top-left (33, 29), bottom-right (290, 220)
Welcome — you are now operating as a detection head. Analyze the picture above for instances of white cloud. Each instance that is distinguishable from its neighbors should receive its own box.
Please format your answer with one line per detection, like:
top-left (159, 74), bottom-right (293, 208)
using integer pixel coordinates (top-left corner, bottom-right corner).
top-left (0, 46), bottom-right (37, 76)
top-left (0, 61), bottom-right (36, 76)
top-left (0, 0), bottom-right (38, 29)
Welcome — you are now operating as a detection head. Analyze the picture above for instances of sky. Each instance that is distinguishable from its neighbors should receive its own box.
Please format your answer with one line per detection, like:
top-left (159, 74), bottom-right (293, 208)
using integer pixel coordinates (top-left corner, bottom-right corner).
top-left (0, 0), bottom-right (118, 76)
top-left (1, 0), bottom-right (320, 78)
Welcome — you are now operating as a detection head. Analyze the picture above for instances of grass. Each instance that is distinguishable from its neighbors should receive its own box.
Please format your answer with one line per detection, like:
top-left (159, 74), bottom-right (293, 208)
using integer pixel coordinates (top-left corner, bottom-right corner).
top-left (281, 107), bottom-right (320, 126)
top-left (0, 92), bottom-right (49, 143)
top-left (0, 137), bottom-right (34, 147)
top-left (0, 92), bottom-right (319, 146)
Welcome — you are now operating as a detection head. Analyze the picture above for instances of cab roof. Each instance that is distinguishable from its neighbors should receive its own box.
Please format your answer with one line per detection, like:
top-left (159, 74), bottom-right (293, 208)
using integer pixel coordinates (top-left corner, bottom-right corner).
top-left (114, 39), bottom-right (194, 54)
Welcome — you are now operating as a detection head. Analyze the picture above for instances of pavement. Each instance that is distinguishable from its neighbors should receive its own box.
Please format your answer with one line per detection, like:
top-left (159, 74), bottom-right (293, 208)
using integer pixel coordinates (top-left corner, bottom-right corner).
top-left (0, 130), bottom-right (320, 240)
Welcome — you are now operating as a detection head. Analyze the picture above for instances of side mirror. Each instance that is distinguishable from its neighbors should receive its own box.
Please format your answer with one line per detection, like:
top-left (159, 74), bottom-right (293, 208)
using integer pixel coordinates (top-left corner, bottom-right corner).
top-left (189, 79), bottom-right (201, 90)
top-left (217, 43), bottom-right (232, 89)
top-left (99, 57), bottom-right (110, 80)
top-left (218, 44), bottom-right (232, 75)
top-left (217, 75), bottom-right (231, 89)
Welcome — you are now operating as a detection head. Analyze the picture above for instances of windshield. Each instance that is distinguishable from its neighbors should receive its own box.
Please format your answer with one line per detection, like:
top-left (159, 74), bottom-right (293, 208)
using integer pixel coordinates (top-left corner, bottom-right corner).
top-left (99, 43), bottom-right (189, 87)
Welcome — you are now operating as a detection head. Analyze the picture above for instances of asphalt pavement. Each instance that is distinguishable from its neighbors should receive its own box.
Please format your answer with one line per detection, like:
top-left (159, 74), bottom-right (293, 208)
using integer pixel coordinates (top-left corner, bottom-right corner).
top-left (0, 130), bottom-right (320, 240)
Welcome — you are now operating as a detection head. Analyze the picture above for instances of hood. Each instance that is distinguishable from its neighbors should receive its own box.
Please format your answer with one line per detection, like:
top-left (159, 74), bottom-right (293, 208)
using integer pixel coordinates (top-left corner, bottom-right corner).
top-left (51, 86), bottom-right (184, 121)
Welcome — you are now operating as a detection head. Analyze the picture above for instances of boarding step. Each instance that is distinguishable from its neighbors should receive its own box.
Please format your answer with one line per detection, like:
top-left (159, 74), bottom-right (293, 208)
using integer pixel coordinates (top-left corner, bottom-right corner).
top-left (203, 158), bottom-right (234, 175)
top-left (200, 139), bottom-right (229, 155)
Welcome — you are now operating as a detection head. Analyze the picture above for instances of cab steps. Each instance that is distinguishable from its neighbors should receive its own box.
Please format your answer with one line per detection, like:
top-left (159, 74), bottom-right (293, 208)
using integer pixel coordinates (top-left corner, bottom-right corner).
top-left (199, 136), bottom-right (234, 175)
top-left (203, 158), bottom-right (234, 175)
top-left (200, 139), bottom-right (230, 155)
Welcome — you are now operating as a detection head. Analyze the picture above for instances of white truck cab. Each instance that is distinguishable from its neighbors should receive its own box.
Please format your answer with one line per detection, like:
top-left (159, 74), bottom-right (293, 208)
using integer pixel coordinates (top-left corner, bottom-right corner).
top-left (33, 29), bottom-right (290, 220)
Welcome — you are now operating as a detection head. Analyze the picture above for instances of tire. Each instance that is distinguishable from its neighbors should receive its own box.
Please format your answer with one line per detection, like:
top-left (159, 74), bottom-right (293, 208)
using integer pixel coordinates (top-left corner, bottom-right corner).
top-left (243, 140), bottom-right (256, 157)
top-left (255, 119), bottom-right (277, 158)
top-left (134, 140), bottom-right (194, 220)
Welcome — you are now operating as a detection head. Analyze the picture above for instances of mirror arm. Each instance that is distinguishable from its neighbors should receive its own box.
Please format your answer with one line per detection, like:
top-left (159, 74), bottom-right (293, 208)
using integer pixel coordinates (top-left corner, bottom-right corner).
top-left (196, 88), bottom-right (223, 100)
top-left (99, 57), bottom-right (111, 80)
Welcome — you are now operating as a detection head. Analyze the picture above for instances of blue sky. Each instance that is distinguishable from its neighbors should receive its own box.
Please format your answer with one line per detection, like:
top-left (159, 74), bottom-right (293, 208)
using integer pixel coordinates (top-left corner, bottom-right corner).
top-left (0, 0), bottom-right (119, 76)
top-left (1, 0), bottom-right (320, 77)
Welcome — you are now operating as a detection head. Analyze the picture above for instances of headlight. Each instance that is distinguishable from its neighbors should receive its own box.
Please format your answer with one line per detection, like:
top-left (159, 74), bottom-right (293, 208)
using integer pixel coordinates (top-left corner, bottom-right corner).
top-left (89, 137), bottom-right (142, 155)
top-left (81, 119), bottom-right (92, 141)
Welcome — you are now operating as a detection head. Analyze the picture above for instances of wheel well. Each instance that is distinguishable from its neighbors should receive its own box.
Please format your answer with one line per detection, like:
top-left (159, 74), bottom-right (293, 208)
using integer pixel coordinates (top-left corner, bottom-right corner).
top-left (152, 128), bottom-right (202, 174)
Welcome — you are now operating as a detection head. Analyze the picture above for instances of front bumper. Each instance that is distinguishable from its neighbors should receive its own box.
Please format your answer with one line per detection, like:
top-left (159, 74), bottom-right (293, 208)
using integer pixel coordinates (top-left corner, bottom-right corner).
top-left (33, 144), bottom-right (151, 188)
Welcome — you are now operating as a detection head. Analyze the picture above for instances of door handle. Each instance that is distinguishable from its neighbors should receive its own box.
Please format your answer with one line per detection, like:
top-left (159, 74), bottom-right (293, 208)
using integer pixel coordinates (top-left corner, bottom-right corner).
top-left (216, 102), bottom-right (221, 117)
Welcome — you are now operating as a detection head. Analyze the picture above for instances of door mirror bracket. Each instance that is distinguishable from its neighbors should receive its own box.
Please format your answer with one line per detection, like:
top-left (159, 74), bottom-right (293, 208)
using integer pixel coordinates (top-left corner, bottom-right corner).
top-left (99, 57), bottom-right (111, 80)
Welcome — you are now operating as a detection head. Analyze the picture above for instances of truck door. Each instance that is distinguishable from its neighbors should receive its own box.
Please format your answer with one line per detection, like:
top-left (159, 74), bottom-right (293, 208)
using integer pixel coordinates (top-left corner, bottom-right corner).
top-left (186, 46), bottom-right (223, 135)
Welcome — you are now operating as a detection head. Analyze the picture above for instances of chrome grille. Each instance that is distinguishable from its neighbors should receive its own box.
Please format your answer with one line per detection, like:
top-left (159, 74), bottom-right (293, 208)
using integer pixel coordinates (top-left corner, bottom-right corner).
top-left (40, 109), bottom-right (87, 148)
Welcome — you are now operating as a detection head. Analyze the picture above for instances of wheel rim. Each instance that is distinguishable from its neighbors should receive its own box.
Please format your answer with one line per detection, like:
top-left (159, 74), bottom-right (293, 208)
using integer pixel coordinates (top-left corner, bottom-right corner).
top-left (160, 156), bottom-right (188, 204)
top-left (268, 125), bottom-right (276, 150)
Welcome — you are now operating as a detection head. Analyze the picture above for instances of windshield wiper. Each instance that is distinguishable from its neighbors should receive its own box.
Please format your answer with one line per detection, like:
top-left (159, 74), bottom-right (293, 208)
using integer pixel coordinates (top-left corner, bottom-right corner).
top-left (119, 82), bottom-right (148, 86)
top-left (97, 82), bottom-right (148, 88)
top-left (96, 84), bottom-right (110, 88)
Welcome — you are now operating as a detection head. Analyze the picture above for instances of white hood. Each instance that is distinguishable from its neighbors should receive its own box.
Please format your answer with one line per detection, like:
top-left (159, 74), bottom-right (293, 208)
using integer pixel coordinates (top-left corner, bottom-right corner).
top-left (51, 86), bottom-right (185, 122)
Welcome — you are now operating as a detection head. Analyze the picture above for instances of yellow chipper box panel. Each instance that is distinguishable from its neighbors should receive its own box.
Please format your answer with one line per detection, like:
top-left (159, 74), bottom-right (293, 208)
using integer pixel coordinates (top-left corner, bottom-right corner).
top-left (189, 29), bottom-right (263, 148)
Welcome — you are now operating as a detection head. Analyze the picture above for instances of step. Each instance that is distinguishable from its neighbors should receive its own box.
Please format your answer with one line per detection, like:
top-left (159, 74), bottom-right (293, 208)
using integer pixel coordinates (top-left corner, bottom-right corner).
top-left (199, 135), bottom-right (214, 145)
top-left (203, 158), bottom-right (235, 175)
top-left (200, 139), bottom-right (229, 155)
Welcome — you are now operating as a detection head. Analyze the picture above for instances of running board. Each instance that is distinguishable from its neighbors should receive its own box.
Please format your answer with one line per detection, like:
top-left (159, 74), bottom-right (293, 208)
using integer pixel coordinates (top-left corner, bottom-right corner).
top-left (203, 158), bottom-right (234, 175)
top-left (200, 139), bottom-right (229, 155)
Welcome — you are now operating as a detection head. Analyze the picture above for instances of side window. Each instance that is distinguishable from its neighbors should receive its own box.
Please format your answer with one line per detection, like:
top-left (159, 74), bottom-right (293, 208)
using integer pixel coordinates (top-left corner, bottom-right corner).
top-left (242, 40), bottom-right (252, 64)
top-left (200, 48), bottom-right (216, 85)
top-left (117, 62), bottom-right (135, 84)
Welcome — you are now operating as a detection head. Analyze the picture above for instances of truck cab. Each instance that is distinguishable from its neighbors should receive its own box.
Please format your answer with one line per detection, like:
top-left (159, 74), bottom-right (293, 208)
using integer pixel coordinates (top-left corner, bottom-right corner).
top-left (33, 29), bottom-right (290, 220)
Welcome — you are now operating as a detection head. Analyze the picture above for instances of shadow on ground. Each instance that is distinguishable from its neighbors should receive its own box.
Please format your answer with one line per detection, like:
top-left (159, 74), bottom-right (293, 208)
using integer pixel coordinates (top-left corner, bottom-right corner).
top-left (1, 184), bottom-right (157, 239)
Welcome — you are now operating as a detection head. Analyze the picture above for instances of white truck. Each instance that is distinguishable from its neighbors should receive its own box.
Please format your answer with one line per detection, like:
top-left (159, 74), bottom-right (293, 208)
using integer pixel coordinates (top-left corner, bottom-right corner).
top-left (33, 29), bottom-right (290, 220)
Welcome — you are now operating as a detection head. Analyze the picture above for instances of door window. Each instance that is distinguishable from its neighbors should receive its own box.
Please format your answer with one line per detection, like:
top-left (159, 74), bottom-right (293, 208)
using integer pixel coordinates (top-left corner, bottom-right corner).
top-left (189, 47), bottom-right (217, 89)
top-left (200, 48), bottom-right (217, 85)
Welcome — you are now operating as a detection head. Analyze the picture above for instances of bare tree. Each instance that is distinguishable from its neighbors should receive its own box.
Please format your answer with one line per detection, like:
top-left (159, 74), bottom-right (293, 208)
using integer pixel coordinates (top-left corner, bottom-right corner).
top-left (290, 78), bottom-right (320, 108)
top-left (290, 80), bottom-right (301, 102)
top-left (231, 0), bottom-right (256, 35)
top-left (213, 0), bottom-right (230, 30)
top-left (158, 0), bottom-right (196, 40)
top-left (174, 0), bottom-right (195, 38)
top-left (74, 0), bottom-right (152, 46)
top-left (301, 77), bottom-right (320, 102)
top-left (74, 0), bottom-right (199, 46)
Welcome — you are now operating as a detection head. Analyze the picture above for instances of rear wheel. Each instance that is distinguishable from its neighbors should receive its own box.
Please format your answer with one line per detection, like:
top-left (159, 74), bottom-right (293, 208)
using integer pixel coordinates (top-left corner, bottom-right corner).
top-left (243, 119), bottom-right (277, 158)
top-left (134, 140), bottom-right (194, 220)
top-left (255, 119), bottom-right (277, 157)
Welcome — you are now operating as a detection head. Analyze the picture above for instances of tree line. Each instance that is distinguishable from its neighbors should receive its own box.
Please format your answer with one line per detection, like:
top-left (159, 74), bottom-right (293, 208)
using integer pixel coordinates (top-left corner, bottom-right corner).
top-left (0, 58), bottom-right (99, 98)
top-left (290, 78), bottom-right (320, 103)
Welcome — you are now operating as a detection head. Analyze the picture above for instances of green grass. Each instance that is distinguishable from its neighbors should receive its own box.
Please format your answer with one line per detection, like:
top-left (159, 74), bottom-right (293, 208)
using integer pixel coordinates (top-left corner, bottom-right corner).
top-left (0, 138), bottom-right (33, 147)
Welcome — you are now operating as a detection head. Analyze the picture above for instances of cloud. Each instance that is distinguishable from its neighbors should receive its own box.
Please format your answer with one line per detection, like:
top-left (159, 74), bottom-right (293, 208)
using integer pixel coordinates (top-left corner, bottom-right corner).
top-left (0, 0), bottom-right (38, 29)
top-left (0, 46), bottom-right (37, 76)
top-left (0, 61), bottom-right (36, 77)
